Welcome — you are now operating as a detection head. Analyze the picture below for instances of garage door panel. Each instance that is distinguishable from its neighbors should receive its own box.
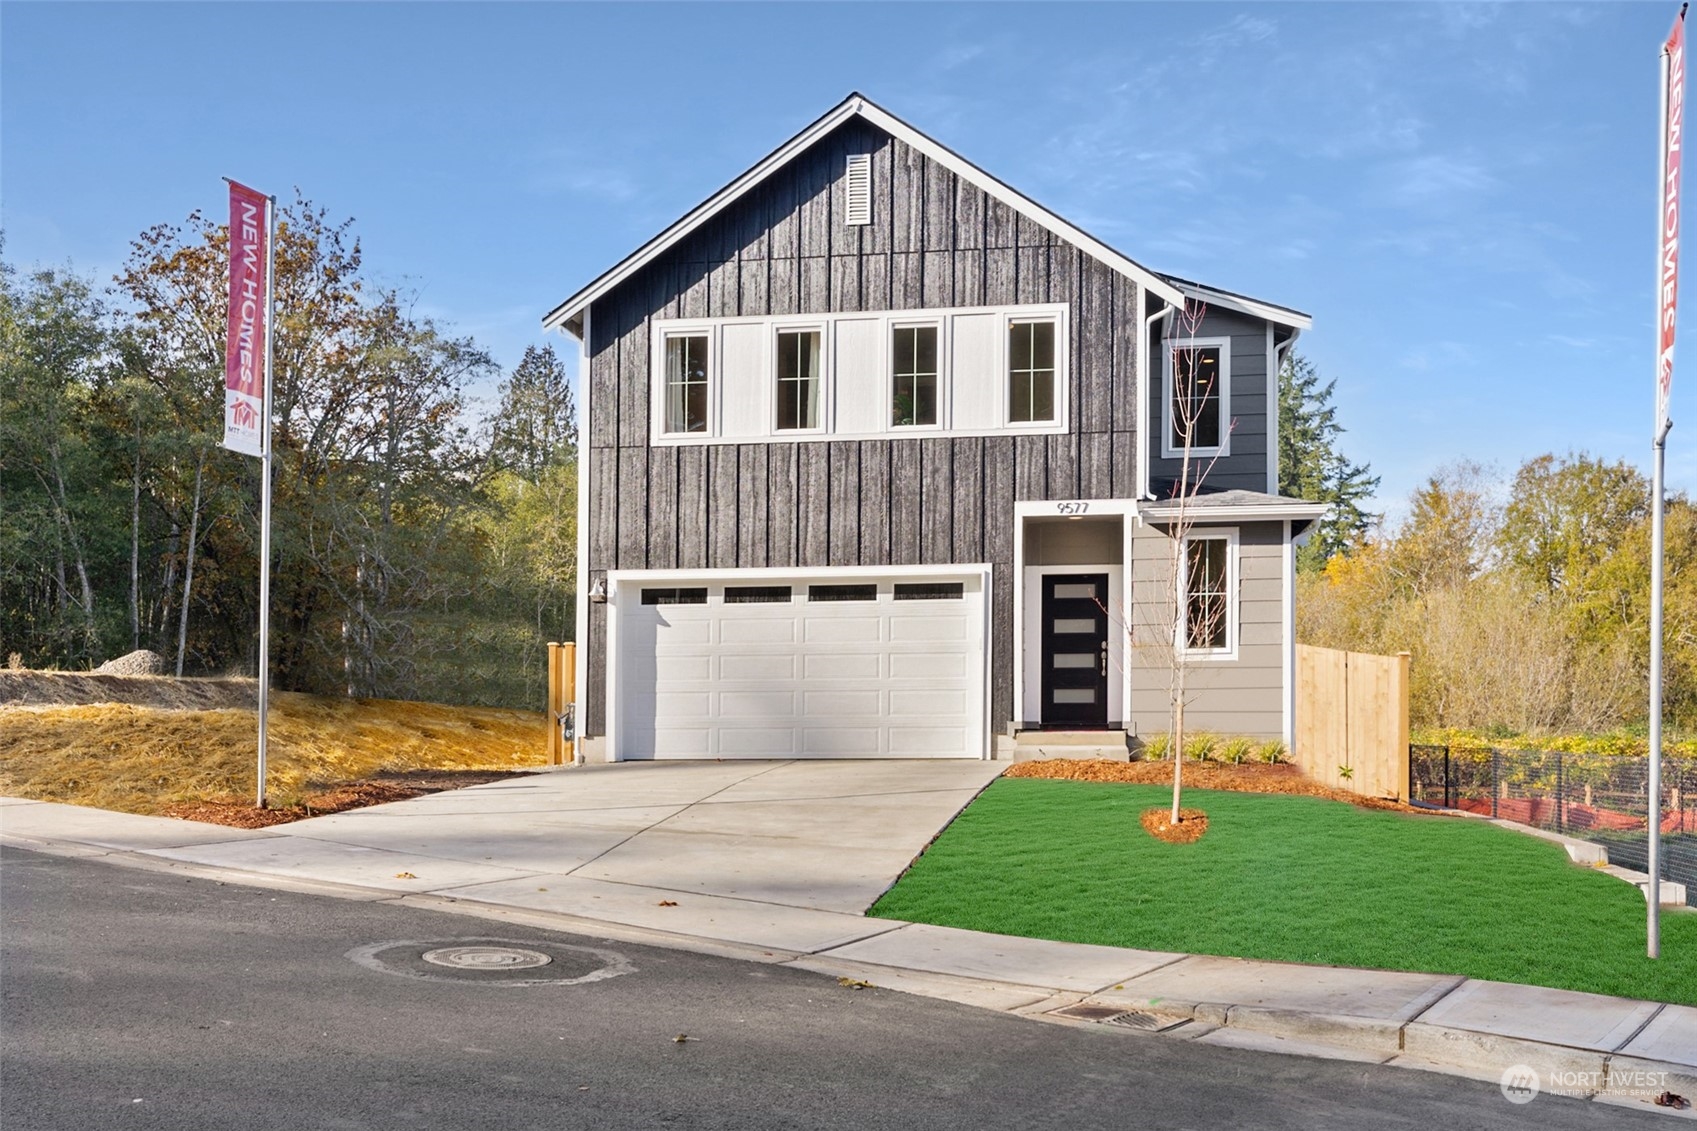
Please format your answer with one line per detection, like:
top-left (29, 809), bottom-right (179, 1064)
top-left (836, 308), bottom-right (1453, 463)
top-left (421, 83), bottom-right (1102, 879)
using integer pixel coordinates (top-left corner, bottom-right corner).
top-left (721, 618), bottom-right (795, 644)
top-left (802, 727), bottom-right (884, 754)
top-left (652, 731), bottom-right (713, 756)
top-left (654, 655), bottom-right (712, 681)
top-left (719, 654), bottom-right (797, 681)
top-left (805, 653), bottom-right (882, 680)
top-left (804, 690), bottom-right (881, 716)
top-left (718, 727), bottom-right (798, 754)
top-left (891, 689), bottom-right (963, 717)
top-left (889, 652), bottom-right (965, 679)
top-left (718, 690), bottom-right (797, 717)
top-left (654, 617), bottom-right (713, 644)
top-left (619, 574), bottom-right (984, 759)
top-left (890, 615), bottom-right (966, 641)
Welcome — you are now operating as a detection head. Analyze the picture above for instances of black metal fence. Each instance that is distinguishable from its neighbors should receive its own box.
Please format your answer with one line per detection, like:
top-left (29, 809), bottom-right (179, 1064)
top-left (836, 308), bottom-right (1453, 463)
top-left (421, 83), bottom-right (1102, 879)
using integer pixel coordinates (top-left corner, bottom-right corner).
top-left (1409, 745), bottom-right (1697, 906)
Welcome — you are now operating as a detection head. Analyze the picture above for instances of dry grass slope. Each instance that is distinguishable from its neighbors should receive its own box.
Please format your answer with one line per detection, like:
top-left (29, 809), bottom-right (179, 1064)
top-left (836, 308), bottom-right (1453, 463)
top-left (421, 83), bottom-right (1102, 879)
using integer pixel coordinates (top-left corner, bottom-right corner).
top-left (0, 675), bottom-right (547, 814)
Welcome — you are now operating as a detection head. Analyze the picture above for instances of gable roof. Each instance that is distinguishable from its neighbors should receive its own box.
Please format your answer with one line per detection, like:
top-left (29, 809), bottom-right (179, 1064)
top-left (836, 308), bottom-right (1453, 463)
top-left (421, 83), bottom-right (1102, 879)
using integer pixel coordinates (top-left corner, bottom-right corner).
top-left (542, 92), bottom-right (1189, 338)
top-left (1160, 274), bottom-right (1312, 331)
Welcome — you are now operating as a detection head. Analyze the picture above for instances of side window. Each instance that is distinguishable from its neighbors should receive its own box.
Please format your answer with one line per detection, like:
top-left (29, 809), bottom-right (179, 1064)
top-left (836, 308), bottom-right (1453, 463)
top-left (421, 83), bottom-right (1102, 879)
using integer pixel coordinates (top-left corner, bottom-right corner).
top-left (664, 334), bottom-right (709, 434)
top-left (1182, 535), bottom-right (1232, 653)
top-left (775, 329), bottom-right (822, 430)
top-left (891, 324), bottom-right (939, 427)
top-left (1009, 319), bottom-right (1056, 423)
top-left (1171, 344), bottom-right (1223, 451)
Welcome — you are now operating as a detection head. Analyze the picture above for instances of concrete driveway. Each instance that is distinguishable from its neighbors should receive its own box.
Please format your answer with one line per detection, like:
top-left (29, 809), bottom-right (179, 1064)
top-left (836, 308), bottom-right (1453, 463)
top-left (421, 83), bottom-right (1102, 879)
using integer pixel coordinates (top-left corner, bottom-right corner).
top-left (261, 759), bottom-right (1004, 914)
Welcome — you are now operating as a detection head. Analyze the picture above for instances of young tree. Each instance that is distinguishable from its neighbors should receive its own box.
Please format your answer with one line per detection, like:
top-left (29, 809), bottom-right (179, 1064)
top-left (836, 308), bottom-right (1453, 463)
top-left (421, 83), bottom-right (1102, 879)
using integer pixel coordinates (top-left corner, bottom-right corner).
top-left (1277, 352), bottom-right (1378, 571)
top-left (1125, 300), bottom-right (1234, 829)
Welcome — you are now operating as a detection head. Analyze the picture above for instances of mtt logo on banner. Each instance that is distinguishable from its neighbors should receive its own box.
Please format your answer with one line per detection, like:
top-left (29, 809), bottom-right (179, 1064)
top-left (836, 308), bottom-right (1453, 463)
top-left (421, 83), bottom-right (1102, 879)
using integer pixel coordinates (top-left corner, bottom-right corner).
top-left (224, 180), bottom-right (270, 458)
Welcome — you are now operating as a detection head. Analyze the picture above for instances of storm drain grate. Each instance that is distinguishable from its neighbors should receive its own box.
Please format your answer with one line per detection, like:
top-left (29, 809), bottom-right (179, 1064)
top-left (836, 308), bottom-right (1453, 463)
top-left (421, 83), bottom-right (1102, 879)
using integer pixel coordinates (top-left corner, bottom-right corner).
top-left (1049, 1002), bottom-right (1191, 1033)
top-left (346, 938), bottom-right (633, 986)
top-left (1105, 1010), bottom-right (1191, 1033)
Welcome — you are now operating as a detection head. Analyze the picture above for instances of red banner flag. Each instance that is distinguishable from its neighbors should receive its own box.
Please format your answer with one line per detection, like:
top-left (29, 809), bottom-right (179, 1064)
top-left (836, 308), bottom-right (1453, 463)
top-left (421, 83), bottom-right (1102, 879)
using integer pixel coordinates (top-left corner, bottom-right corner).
top-left (1659, 6), bottom-right (1688, 437)
top-left (224, 181), bottom-right (270, 457)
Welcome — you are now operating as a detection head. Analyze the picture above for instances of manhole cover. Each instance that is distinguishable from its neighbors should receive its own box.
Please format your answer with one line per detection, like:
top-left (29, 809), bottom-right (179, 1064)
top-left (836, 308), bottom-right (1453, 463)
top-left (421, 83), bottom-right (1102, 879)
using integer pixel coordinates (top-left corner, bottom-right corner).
top-left (422, 945), bottom-right (553, 970)
top-left (346, 938), bottom-right (633, 986)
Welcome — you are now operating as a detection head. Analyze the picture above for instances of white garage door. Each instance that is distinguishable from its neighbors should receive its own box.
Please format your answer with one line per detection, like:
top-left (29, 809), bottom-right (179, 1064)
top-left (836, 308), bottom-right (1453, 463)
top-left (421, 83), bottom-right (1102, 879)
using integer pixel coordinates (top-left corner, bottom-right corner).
top-left (615, 572), bottom-right (987, 760)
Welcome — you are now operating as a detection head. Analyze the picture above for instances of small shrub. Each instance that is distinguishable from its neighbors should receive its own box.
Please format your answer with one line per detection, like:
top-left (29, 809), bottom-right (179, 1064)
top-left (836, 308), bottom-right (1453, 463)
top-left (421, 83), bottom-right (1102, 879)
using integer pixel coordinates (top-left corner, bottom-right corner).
top-left (6, 652), bottom-right (21, 671)
top-left (1184, 732), bottom-right (1219, 762)
top-left (1219, 736), bottom-right (1257, 764)
top-left (1140, 732), bottom-right (1172, 760)
top-left (1255, 740), bottom-right (1287, 764)
top-left (1338, 765), bottom-right (1355, 781)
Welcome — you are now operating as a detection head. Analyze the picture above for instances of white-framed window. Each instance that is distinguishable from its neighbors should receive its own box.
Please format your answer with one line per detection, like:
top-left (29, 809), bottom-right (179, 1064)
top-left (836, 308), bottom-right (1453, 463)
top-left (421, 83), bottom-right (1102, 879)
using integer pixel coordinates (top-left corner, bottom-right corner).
top-left (646, 303), bottom-right (1066, 445)
top-left (890, 321), bottom-right (941, 428)
top-left (1162, 335), bottom-right (1231, 458)
top-left (774, 325), bottom-right (825, 431)
top-left (1008, 317), bottom-right (1058, 424)
top-left (662, 332), bottom-right (711, 435)
top-left (1178, 529), bottom-right (1237, 659)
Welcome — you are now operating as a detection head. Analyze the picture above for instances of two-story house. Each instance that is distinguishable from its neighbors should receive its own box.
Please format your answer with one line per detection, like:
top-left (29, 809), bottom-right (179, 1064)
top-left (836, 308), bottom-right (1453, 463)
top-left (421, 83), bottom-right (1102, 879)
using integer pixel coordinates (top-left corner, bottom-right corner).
top-left (544, 93), bottom-right (1325, 762)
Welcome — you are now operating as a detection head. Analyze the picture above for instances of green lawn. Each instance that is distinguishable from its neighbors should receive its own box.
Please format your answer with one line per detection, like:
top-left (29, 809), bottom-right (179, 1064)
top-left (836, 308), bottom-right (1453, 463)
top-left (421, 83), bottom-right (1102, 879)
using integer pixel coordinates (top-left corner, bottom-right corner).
top-left (870, 779), bottom-right (1697, 1005)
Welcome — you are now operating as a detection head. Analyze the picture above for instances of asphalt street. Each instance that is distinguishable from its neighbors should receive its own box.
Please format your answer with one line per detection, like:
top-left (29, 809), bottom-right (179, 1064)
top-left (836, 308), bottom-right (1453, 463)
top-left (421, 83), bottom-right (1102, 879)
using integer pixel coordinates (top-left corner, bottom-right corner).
top-left (0, 846), bottom-right (1657, 1130)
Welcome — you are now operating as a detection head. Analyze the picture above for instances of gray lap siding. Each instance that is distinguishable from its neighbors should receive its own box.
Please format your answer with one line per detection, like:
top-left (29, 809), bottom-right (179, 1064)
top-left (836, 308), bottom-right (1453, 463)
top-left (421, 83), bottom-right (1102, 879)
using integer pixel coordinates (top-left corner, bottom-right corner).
top-left (580, 119), bottom-right (1143, 737)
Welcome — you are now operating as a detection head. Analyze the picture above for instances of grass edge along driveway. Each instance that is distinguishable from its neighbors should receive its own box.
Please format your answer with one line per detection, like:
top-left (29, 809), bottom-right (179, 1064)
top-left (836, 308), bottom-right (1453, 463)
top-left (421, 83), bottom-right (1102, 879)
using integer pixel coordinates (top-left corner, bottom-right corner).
top-left (870, 779), bottom-right (1697, 1006)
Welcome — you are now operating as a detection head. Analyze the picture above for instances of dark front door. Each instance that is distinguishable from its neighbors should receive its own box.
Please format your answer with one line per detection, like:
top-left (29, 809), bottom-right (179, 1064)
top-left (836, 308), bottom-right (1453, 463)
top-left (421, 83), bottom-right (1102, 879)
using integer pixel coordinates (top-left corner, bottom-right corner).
top-left (1040, 573), bottom-right (1109, 729)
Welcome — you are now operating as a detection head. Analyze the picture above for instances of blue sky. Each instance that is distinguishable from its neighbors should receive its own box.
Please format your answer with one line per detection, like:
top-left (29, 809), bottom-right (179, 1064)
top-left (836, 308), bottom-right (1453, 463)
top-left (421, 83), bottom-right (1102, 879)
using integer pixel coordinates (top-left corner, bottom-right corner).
top-left (1, 2), bottom-right (1686, 514)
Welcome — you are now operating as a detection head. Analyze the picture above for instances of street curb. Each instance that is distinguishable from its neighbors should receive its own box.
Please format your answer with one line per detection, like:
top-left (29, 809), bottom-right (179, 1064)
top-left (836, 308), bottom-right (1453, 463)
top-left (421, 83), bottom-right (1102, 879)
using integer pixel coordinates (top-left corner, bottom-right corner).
top-left (3, 830), bottom-right (1692, 1119)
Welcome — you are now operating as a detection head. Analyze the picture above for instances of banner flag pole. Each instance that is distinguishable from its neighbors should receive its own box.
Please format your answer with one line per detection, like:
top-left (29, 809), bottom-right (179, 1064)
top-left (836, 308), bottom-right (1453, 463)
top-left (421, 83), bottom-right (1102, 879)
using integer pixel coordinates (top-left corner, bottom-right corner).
top-left (257, 192), bottom-right (276, 809)
top-left (222, 177), bottom-right (276, 810)
top-left (1651, 2), bottom-right (1687, 958)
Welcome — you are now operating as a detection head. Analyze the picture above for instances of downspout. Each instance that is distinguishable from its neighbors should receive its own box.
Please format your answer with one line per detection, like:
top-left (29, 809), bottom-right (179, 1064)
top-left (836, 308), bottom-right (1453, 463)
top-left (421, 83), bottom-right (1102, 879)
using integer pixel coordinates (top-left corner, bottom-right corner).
top-left (1139, 297), bottom-right (1176, 503)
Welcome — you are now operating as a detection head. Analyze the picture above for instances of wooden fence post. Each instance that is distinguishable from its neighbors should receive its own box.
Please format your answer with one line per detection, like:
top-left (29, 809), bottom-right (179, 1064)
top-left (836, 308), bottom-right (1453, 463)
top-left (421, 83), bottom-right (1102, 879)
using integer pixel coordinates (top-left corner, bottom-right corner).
top-left (562, 641), bottom-right (577, 764)
top-left (546, 641), bottom-right (562, 765)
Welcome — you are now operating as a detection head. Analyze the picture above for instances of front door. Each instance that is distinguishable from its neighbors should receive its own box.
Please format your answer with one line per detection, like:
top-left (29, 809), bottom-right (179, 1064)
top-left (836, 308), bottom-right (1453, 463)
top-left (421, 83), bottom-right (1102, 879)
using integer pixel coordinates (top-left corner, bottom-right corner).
top-left (1040, 573), bottom-right (1109, 729)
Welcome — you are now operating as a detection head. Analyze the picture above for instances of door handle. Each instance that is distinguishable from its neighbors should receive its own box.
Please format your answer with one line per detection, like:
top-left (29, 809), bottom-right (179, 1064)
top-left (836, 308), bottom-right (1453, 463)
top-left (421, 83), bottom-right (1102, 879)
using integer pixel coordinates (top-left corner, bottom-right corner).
top-left (1099, 642), bottom-right (1108, 677)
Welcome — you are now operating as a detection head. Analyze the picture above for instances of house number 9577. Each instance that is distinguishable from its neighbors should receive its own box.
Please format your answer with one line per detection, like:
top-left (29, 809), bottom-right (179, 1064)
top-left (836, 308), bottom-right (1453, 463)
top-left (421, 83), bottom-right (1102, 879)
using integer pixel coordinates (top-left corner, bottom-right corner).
top-left (1056, 501), bottom-right (1090, 515)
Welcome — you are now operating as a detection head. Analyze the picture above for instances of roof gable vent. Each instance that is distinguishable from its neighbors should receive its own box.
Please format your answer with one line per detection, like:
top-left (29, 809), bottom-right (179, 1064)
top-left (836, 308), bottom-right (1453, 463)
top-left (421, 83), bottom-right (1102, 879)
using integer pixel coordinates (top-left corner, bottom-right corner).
top-left (844, 154), bottom-right (871, 226)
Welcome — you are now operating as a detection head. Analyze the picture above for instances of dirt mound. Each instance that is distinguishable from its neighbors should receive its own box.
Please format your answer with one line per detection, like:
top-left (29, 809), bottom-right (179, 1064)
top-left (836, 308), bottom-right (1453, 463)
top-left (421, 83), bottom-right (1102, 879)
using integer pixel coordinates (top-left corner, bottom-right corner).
top-left (1004, 758), bottom-right (1423, 812)
top-left (93, 649), bottom-right (167, 676)
top-left (0, 670), bottom-right (256, 709)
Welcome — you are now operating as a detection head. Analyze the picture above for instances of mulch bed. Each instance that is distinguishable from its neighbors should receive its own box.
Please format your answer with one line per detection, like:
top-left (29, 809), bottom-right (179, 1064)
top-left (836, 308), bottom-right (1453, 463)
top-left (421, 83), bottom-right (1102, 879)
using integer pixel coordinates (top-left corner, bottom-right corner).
top-left (1141, 806), bottom-right (1209, 843)
top-left (1003, 758), bottom-right (1427, 813)
top-left (160, 770), bottom-right (534, 828)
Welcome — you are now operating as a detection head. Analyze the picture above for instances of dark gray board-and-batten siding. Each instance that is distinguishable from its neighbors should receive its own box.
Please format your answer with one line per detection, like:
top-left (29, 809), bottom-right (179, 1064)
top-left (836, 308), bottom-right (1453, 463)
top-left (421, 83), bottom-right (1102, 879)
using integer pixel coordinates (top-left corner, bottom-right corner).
top-left (580, 119), bottom-right (1145, 737)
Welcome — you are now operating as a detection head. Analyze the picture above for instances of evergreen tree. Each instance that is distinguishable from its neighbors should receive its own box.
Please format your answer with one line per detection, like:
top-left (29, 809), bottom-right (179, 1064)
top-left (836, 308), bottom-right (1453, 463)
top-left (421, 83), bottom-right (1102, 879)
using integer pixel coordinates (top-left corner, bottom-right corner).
top-left (1278, 352), bottom-right (1379, 571)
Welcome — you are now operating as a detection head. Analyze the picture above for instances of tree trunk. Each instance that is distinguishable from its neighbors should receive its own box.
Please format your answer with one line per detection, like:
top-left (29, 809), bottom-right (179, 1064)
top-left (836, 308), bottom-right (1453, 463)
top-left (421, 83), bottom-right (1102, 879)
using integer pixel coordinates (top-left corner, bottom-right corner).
top-left (175, 453), bottom-right (205, 678)
top-left (130, 419), bottom-right (142, 652)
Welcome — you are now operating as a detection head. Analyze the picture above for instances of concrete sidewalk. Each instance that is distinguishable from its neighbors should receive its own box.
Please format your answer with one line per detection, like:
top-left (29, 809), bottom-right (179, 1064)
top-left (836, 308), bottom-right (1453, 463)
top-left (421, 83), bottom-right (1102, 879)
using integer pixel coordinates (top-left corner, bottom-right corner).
top-left (2, 764), bottom-right (1694, 1121)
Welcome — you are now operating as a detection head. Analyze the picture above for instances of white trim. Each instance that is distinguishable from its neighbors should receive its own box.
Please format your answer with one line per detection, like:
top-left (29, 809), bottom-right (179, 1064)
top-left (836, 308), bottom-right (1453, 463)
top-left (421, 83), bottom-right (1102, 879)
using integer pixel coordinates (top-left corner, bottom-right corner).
top-left (1140, 502), bottom-right (1327, 523)
top-left (886, 316), bottom-right (947, 432)
top-left (1005, 311), bottom-right (1065, 426)
top-left (1282, 519), bottom-right (1295, 752)
top-left (1177, 527), bottom-right (1239, 663)
top-left (653, 326), bottom-right (716, 438)
top-left (772, 321), bottom-right (830, 435)
top-left (573, 306), bottom-right (591, 762)
top-left (1161, 334), bottom-right (1231, 460)
top-left (1010, 498), bottom-right (1139, 732)
top-left (1265, 322), bottom-right (1278, 495)
top-left (1165, 277), bottom-right (1312, 330)
top-left (543, 93), bottom-right (1185, 335)
top-left (605, 563), bottom-right (994, 762)
top-left (1021, 563), bottom-right (1123, 727)
top-left (648, 303), bottom-right (1068, 445)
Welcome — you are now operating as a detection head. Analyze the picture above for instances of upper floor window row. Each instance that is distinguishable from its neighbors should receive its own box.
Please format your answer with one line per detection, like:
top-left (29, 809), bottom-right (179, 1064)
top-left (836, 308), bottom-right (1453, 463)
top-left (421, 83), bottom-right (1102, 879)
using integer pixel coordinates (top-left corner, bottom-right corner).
top-left (651, 304), bottom-right (1069, 445)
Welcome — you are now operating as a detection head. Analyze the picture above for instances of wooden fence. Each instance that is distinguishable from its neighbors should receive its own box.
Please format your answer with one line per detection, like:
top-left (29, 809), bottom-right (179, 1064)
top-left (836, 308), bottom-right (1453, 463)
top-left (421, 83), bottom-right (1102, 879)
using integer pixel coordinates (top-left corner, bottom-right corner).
top-left (546, 641), bottom-right (576, 765)
top-left (1293, 645), bottom-right (1410, 800)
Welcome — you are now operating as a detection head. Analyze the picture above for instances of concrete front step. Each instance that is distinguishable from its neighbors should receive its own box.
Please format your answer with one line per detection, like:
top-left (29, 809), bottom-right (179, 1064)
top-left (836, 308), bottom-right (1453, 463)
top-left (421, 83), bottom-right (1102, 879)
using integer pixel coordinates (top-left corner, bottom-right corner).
top-left (996, 731), bottom-right (1132, 762)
